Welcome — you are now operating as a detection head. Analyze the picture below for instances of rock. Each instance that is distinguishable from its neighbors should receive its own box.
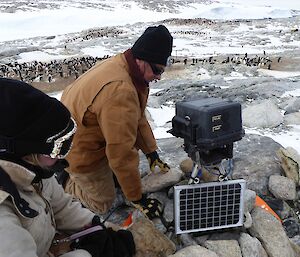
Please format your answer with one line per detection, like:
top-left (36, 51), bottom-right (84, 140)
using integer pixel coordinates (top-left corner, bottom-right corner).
top-left (290, 239), bottom-right (300, 256)
top-left (193, 234), bottom-right (210, 245)
top-left (262, 196), bottom-right (291, 220)
top-left (179, 158), bottom-right (193, 173)
top-left (244, 189), bottom-right (257, 213)
top-left (244, 211), bottom-right (253, 229)
top-left (276, 147), bottom-right (300, 184)
top-left (284, 112), bottom-right (300, 125)
top-left (204, 239), bottom-right (242, 257)
top-left (168, 245), bottom-right (219, 257)
top-left (179, 158), bottom-right (220, 182)
top-left (238, 232), bottom-right (268, 257)
top-left (127, 216), bottom-right (176, 257)
top-left (242, 100), bottom-right (283, 128)
top-left (268, 175), bottom-right (297, 200)
top-left (141, 168), bottom-right (183, 193)
top-left (201, 166), bottom-right (220, 182)
top-left (233, 134), bottom-right (282, 195)
top-left (277, 200), bottom-right (293, 220)
top-left (162, 198), bottom-right (174, 224)
top-left (290, 235), bottom-right (300, 247)
top-left (283, 218), bottom-right (300, 238)
top-left (178, 233), bottom-right (198, 247)
top-left (282, 97), bottom-right (300, 114)
top-left (249, 207), bottom-right (296, 257)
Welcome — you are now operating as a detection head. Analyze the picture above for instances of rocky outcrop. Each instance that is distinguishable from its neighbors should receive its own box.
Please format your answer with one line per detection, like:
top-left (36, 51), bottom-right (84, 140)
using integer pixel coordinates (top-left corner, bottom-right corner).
top-left (249, 207), bottom-right (296, 257)
top-left (127, 134), bottom-right (300, 257)
top-left (242, 100), bottom-right (284, 128)
top-left (128, 215), bottom-right (176, 257)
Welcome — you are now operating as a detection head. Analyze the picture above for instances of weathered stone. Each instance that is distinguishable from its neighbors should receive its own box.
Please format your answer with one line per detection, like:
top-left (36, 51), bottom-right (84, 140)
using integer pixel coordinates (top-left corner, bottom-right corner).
top-left (244, 189), bottom-right (257, 213)
top-left (290, 239), bottom-right (300, 256)
top-left (201, 166), bottom-right (220, 182)
top-left (276, 147), bottom-right (300, 184)
top-left (179, 158), bottom-right (220, 182)
top-left (193, 234), bottom-right (210, 245)
top-left (127, 216), bottom-right (176, 257)
top-left (233, 134), bottom-right (282, 195)
top-left (290, 235), bottom-right (300, 247)
top-left (168, 245), bottom-right (219, 257)
top-left (179, 158), bottom-right (193, 173)
top-left (162, 198), bottom-right (174, 224)
top-left (282, 97), bottom-right (300, 115)
top-left (142, 168), bottom-right (183, 193)
top-left (242, 100), bottom-right (283, 128)
top-left (244, 211), bottom-right (253, 229)
top-left (204, 239), bottom-right (242, 257)
top-left (178, 233), bottom-right (198, 247)
top-left (284, 112), bottom-right (300, 125)
top-left (249, 206), bottom-right (296, 257)
top-left (239, 232), bottom-right (268, 257)
top-left (268, 175), bottom-right (297, 200)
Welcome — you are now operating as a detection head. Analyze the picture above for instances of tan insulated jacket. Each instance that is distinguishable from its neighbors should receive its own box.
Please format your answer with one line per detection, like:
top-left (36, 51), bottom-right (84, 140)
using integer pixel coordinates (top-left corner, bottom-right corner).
top-left (61, 53), bottom-right (157, 201)
top-left (0, 159), bottom-right (95, 257)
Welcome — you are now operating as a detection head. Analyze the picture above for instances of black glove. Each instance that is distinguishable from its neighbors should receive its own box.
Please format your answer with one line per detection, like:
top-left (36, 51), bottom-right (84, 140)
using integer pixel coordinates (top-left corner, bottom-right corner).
top-left (91, 215), bottom-right (105, 227)
top-left (146, 151), bottom-right (170, 173)
top-left (132, 195), bottom-right (163, 219)
top-left (71, 227), bottom-right (135, 257)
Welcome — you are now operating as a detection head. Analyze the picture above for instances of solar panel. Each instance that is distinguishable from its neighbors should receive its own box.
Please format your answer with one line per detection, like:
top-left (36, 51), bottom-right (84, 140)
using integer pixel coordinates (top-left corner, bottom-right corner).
top-left (174, 179), bottom-right (246, 234)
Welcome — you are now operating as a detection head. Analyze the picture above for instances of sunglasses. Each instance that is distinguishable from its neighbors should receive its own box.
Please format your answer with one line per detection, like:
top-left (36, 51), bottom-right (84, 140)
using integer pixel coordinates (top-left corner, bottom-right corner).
top-left (46, 117), bottom-right (77, 159)
top-left (148, 62), bottom-right (165, 76)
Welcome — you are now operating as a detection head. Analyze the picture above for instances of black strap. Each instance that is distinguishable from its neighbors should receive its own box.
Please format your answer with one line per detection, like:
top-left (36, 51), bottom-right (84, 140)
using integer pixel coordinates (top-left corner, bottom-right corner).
top-left (0, 166), bottom-right (38, 218)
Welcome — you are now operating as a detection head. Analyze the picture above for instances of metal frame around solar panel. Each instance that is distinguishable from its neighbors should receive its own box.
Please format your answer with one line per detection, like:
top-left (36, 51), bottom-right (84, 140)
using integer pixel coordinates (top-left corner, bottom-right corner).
top-left (174, 179), bottom-right (246, 234)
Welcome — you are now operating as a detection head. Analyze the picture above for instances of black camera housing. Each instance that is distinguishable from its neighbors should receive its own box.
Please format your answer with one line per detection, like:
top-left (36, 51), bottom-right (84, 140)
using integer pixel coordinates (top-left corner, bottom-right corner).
top-left (169, 98), bottom-right (244, 165)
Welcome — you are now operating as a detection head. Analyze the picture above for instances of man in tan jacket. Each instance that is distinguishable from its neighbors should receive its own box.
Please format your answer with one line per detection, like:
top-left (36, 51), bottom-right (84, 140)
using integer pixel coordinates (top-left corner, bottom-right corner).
top-left (61, 25), bottom-right (173, 217)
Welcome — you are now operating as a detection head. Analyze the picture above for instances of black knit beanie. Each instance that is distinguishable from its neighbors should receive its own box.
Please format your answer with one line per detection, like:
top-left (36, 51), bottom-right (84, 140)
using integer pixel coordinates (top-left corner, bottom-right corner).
top-left (0, 78), bottom-right (74, 158)
top-left (131, 25), bottom-right (173, 66)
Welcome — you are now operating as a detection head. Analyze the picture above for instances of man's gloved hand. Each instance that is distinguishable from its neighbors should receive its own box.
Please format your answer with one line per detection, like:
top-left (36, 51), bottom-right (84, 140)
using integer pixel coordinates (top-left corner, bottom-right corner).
top-left (70, 227), bottom-right (135, 257)
top-left (131, 194), bottom-right (163, 220)
top-left (146, 151), bottom-right (170, 173)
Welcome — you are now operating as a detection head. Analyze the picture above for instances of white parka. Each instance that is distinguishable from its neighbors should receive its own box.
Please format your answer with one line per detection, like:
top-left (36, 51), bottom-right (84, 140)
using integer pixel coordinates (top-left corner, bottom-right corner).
top-left (0, 159), bottom-right (95, 257)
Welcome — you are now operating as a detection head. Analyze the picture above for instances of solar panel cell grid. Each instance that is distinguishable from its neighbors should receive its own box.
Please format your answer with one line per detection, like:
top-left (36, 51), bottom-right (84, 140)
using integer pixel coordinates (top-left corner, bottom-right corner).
top-left (174, 179), bottom-right (246, 234)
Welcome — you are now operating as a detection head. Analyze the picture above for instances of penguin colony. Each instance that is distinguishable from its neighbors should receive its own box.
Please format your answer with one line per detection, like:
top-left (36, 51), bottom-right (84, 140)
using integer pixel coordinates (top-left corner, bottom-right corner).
top-left (0, 52), bottom-right (280, 84)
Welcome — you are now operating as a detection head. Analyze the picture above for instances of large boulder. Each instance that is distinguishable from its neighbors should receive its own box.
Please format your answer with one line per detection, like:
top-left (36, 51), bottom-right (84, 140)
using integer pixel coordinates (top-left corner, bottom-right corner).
top-left (249, 207), bottom-right (296, 257)
top-left (243, 100), bottom-right (283, 128)
top-left (268, 175), bottom-right (297, 200)
top-left (127, 216), bottom-right (176, 257)
top-left (232, 134), bottom-right (282, 195)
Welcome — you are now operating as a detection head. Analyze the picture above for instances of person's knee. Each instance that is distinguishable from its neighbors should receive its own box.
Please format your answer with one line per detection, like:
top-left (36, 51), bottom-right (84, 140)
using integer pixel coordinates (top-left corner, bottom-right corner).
top-left (64, 172), bottom-right (116, 214)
